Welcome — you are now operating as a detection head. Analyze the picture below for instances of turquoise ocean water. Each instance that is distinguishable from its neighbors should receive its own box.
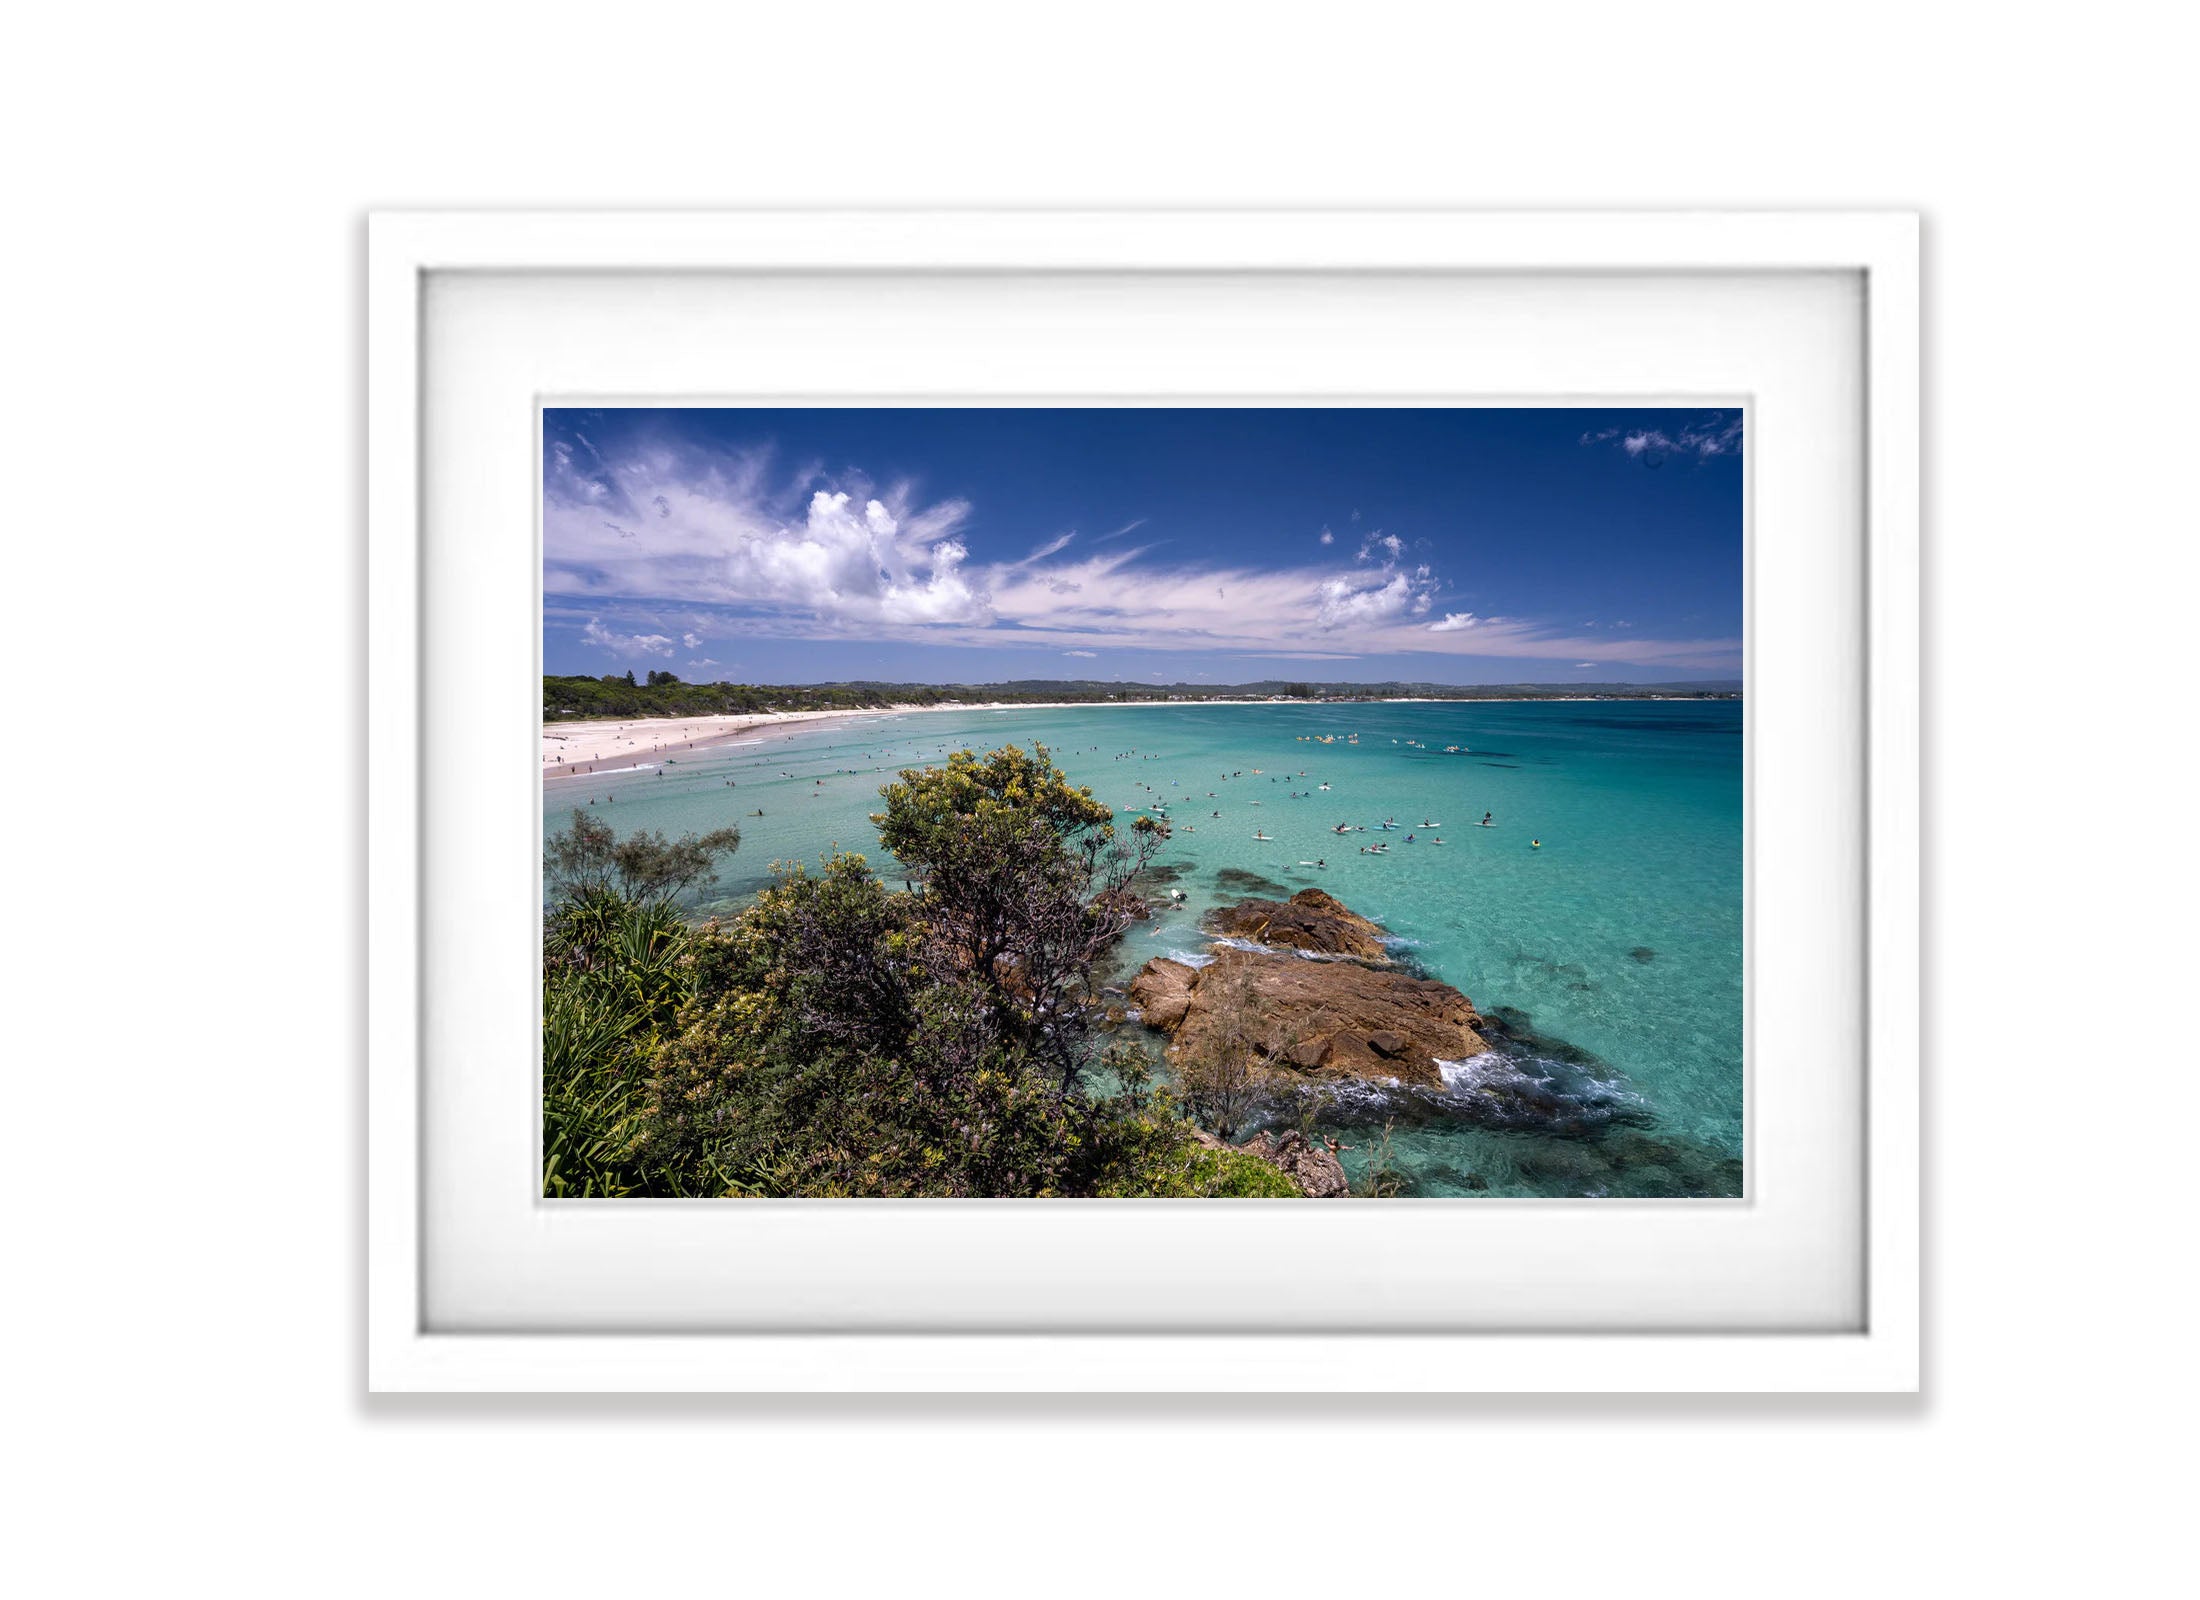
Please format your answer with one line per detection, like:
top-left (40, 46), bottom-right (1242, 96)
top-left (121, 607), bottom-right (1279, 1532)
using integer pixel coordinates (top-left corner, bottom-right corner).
top-left (544, 700), bottom-right (1743, 1198)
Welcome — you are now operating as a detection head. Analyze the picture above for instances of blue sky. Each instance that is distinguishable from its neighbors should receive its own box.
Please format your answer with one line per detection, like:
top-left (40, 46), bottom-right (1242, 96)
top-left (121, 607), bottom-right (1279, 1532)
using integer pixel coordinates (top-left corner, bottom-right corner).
top-left (544, 407), bottom-right (1742, 685)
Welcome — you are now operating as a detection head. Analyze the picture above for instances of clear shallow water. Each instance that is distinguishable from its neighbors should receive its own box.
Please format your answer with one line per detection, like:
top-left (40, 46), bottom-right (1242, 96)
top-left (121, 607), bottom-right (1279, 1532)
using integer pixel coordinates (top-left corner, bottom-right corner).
top-left (543, 700), bottom-right (1743, 1197)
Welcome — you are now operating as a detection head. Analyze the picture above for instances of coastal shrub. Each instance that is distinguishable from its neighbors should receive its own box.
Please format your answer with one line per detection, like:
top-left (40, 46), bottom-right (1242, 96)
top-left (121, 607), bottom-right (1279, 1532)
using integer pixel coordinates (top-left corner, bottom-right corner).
top-left (541, 890), bottom-right (700, 1196)
top-left (544, 807), bottom-right (742, 905)
top-left (627, 856), bottom-right (1267, 1198)
top-left (539, 812), bottom-right (743, 1195)
top-left (544, 744), bottom-right (1305, 1199)
top-left (871, 744), bottom-right (1169, 1093)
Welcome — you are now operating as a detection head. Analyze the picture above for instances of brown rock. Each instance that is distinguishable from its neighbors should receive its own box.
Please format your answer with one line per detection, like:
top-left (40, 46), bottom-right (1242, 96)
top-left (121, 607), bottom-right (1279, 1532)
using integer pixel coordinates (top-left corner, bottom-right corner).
top-left (1132, 890), bottom-right (1488, 1090)
top-left (1204, 887), bottom-right (1390, 961)
top-left (1127, 957), bottom-right (1197, 1030)
top-left (1137, 946), bottom-right (1488, 1091)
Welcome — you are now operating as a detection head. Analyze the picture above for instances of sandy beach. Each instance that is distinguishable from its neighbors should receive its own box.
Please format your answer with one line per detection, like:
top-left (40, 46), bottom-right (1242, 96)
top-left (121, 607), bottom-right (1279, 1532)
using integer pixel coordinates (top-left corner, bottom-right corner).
top-left (543, 707), bottom-right (913, 778)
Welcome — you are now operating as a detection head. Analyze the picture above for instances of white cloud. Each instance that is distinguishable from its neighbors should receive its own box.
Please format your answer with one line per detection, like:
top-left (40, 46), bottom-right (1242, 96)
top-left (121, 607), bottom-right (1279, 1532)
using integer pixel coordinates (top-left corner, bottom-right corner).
top-left (876, 537), bottom-right (984, 623)
top-left (1318, 527), bottom-right (1335, 545)
top-left (1316, 572), bottom-right (1416, 629)
top-left (546, 443), bottom-right (988, 628)
top-left (580, 617), bottom-right (675, 657)
top-left (547, 430), bottom-right (1741, 672)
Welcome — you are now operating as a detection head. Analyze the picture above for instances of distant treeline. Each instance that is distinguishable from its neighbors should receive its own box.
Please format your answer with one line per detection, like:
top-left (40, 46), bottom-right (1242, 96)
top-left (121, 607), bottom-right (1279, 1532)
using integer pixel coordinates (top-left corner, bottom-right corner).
top-left (545, 672), bottom-right (1740, 718)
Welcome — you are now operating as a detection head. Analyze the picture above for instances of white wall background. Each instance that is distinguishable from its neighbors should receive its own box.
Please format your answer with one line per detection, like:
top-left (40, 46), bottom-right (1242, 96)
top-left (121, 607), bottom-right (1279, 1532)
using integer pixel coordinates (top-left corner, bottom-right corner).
top-left (4, 3), bottom-right (2188, 1595)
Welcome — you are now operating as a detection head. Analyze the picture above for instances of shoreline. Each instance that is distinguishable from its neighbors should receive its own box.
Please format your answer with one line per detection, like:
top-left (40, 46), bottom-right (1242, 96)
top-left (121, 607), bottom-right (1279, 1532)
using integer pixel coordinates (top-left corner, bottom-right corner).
top-left (542, 707), bottom-right (914, 778)
top-left (542, 694), bottom-right (1733, 778)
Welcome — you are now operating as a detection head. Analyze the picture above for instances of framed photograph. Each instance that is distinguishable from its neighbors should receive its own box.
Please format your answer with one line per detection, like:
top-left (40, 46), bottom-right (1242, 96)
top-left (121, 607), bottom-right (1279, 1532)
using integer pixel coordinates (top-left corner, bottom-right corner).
top-left (369, 211), bottom-right (1917, 1390)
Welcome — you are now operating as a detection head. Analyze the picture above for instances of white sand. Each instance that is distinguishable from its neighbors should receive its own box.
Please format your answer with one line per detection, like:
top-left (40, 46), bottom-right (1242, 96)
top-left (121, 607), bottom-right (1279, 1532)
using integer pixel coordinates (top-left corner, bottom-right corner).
top-left (542, 708), bottom-right (912, 776)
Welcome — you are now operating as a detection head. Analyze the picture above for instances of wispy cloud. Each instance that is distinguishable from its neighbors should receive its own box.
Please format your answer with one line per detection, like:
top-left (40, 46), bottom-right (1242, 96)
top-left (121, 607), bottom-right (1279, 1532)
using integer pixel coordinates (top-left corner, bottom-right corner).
top-left (546, 429), bottom-right (1739, 671)
top-left (1580, 411), bottom-right (1744, 464)
top-left (1017, 531), bottom-right (1078, 565)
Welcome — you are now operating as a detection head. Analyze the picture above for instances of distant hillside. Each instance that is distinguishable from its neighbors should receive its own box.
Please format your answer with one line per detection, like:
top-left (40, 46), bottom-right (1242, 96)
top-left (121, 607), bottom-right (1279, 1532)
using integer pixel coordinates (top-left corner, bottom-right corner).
top-left (546, 673), bottom-right (1740, 719)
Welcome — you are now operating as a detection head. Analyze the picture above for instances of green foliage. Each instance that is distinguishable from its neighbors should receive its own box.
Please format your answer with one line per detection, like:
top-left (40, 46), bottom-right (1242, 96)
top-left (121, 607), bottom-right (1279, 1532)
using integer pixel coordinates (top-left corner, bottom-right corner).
top-left (870, 744), bottom-right (1167, 1095)
top-left (872, 742), bottom-right (1116, 863)
top-left (541, 891), bottom-right (700, 1196)
top-left (541, 741), bottom-right (1291, 1199)
top-left (1099, 1142), bottom-right (1301, 1199)
top-left (544, 809), bottom-right (741, 905)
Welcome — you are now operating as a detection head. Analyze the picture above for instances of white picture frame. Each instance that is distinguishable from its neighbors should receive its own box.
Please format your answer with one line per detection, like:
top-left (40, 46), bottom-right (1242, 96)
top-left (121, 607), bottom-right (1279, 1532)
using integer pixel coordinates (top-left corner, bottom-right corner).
top-left (368, 210), bottom-right (1918, 1392)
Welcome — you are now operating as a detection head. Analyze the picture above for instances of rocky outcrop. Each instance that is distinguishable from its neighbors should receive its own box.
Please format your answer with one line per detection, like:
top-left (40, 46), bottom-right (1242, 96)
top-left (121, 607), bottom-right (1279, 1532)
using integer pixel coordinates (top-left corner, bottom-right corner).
top-left (1156, 947), bottom-right (1489, 1089)
top-left (1134, 889), bottom-right (1490, 1091)
top-left (1127, 956), bottom-right (1197, 1029)
top-left (1203, 887), bottom-right (1390, 961)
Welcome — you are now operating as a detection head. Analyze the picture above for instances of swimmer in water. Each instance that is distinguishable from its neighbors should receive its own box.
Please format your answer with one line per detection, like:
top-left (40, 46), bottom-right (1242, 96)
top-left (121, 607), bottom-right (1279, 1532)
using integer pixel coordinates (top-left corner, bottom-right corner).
top-left (1531, 839), bottom-right (1541, 849)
